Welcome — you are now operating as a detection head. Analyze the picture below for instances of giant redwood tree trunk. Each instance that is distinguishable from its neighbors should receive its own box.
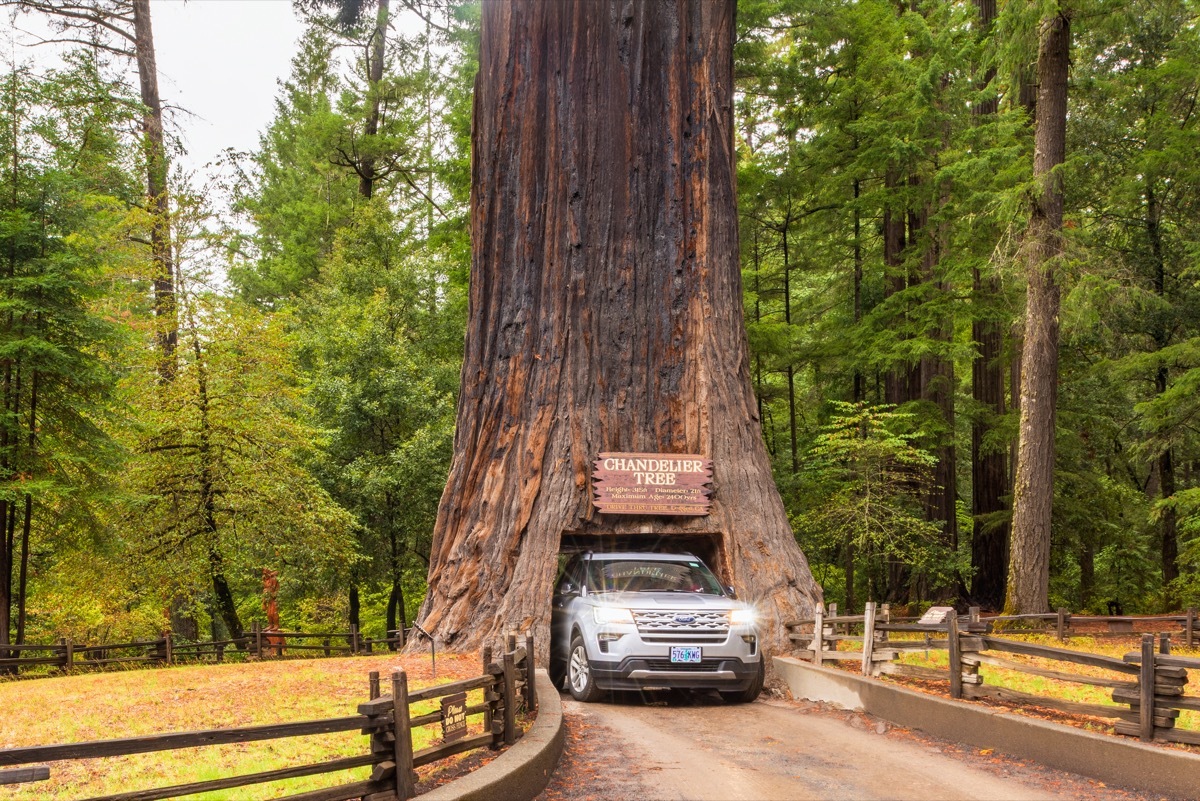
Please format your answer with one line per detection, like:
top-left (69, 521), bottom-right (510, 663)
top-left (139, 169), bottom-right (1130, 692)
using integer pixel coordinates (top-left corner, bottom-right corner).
top-left (415, 0), bottom-right (821, 660)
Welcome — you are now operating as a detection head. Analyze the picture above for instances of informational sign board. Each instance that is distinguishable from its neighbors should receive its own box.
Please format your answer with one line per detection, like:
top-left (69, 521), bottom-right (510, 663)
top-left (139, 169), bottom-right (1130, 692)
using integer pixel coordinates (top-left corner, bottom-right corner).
top-left (917, 606), bottom-right (956, 626)
top-left (592, 452), bottom-right (712, 515)
top-left (440, 692), bottom-right (467, 743)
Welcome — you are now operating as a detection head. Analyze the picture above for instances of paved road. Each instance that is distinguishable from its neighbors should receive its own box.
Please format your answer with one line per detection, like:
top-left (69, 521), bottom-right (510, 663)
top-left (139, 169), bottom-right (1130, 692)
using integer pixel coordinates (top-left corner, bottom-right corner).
top-left (536, 691), bottom-right (1164, 801)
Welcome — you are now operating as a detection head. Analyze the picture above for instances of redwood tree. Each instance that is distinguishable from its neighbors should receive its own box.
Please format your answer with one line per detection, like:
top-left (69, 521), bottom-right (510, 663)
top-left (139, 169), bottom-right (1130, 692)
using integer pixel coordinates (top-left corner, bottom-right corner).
top-left (1006, 8), bottom-right (1071, 614)
top-left (415, 0), bottom-right (821, 658)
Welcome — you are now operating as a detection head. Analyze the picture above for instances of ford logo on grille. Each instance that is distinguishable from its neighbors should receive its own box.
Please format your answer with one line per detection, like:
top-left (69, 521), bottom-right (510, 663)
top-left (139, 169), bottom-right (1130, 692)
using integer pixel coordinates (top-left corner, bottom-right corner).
top-left (674, 614), bottom-right (695, 624)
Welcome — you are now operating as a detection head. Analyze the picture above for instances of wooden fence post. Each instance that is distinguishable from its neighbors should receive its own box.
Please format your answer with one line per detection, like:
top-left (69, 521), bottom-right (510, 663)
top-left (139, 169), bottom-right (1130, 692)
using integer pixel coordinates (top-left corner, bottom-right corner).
top-left (369, 670), bottom-right (380, 701)
top-left (323, 637), bottom-right (331, 657)
top-left (253, 622), bottom-right (263, 660)
top-left (1056, 607), bottom-right (1067, 642)
top-left (1159, 632), bottom-right (1170, 655)
top-left (61, 637), bottom-right (73, 672)
top-left (827, 603), bottom-right (838, 637)
top-left (482, 646), bottom-right (494, 737)
top-left (879, 604), bottom-right (890, 646)
top-left (215, 642), bottom-right (225, 663)
top-left (1186, 608), bottom-right (1195, 649)
top-left (502, 649), bottom-right (517, 745)
top-left (524, 632), bottom-right (537, 712)
top-left (811, 607), bottom-right (824, 666)
top-left (1139, 634), bottom-right (1155, 742)
top-left (861, 601), bottom-right (876, 676)
top-left (948, 613), bottom-right (963, 700)
top-left (350, 624), bottom-right (360, 655)
top-left (392, 669), bottom-right (416, 800)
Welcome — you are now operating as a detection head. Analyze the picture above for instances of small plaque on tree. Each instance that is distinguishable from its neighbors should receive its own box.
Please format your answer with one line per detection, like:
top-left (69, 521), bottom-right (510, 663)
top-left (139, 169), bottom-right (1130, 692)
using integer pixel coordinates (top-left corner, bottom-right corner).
top-left (441, 692), bottom-right (467, 743)
top-left (592, 453), bottom-right (712, 516)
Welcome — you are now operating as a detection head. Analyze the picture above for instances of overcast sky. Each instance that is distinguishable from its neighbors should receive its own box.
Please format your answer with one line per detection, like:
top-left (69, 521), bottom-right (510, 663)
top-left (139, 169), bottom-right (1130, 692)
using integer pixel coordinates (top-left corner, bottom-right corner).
top-left (150, 0), bottom-right (307, 173)
top-left (6, 0), bottom-right (308, 176)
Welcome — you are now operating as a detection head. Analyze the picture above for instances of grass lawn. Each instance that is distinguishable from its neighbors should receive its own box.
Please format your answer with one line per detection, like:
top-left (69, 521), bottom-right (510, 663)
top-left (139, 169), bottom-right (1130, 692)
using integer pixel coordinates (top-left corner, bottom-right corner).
top-left (0, 652), bottom-right (483, 800)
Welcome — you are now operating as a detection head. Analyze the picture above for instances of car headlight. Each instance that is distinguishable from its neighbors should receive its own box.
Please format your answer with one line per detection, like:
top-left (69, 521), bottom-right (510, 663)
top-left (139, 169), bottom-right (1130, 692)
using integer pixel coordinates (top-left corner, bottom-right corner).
top-left (593, 606), bottom-right (634, 625)
top-left (729, 608), bottom-right (757, 626)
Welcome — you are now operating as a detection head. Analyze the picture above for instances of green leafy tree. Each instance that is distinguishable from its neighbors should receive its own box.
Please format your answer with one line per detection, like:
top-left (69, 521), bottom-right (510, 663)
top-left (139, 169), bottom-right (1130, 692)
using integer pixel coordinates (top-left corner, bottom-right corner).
top-left (795, 402), bottom-right (956, 605)
top-left (0, 54), bottom-right (138, 651)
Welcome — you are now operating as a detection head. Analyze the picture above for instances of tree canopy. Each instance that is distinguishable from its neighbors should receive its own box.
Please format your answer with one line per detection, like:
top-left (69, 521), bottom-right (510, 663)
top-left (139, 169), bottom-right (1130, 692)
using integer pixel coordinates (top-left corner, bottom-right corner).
top-left (4, 0), bottom-right (1200, 653)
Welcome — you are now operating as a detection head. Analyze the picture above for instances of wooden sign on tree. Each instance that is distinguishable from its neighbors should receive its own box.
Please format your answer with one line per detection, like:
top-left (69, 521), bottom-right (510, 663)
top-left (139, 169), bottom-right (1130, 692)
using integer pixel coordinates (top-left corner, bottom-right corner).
top-left (593, 453), bottom-right (712, 515)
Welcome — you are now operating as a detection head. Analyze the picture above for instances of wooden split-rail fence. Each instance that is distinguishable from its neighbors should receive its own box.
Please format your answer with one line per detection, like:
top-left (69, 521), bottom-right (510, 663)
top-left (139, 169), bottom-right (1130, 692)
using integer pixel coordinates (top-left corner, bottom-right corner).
top-left (0, 633), bottom-right (537, 799)
top-left (786, 604), bottom-right (1200, 747)
top-left (0, 624), bottom-right (416, 676)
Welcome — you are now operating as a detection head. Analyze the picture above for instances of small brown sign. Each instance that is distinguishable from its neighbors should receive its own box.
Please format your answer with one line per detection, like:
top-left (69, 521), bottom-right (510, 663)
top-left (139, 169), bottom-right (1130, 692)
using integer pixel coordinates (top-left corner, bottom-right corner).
top-left (592, 452), bottom-right (712, 516)
top-left (441, 692), bottom-right (467, 743)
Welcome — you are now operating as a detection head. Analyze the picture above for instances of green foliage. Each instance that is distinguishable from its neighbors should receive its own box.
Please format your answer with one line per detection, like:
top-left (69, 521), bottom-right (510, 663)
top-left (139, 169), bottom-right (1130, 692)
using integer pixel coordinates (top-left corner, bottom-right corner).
top-left (0, 53), bottom-right (142, 644)
top-left (794, 402), bottom-right (961, 603)
top-left (739, 0), bottom-right (1200, 612)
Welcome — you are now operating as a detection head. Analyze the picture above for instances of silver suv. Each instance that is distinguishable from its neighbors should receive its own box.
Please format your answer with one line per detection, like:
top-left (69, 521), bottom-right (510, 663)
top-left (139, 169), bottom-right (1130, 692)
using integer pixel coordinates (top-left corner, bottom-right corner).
top-left (550, 551), bottom-right (763, 703)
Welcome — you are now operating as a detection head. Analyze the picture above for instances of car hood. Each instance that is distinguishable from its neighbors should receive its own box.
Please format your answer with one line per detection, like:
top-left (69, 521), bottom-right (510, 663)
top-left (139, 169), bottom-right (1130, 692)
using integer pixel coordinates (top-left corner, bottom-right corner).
top-left (587, 591), bottom-right (744, 611)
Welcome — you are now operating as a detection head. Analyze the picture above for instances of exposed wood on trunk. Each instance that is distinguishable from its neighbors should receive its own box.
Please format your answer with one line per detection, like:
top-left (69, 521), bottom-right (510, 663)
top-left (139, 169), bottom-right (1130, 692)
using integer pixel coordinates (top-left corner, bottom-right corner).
top-left (415, 0), bottom-right (821, 660)
top-left (1006, 10), bottom-right (1071, 615)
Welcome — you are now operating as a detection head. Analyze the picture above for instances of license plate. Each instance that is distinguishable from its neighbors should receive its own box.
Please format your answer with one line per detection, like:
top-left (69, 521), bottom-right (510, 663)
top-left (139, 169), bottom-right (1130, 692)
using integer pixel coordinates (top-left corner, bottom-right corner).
top-left (670, 646), bottom-right (701, 663)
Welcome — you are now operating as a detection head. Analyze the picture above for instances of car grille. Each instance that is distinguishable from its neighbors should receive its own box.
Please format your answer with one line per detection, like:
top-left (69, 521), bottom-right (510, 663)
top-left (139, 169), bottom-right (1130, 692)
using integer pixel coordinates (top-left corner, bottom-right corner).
top-left (633, 610), bottom-right (729, 634)
top-left (643, 659), bottom-right (725, 672)
top-left (641, 634), bottom-right (726, 644)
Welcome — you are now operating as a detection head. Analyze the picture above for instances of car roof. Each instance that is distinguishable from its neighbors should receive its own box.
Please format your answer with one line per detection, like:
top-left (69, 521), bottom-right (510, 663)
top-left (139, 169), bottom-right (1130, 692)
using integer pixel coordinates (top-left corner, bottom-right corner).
top-left (583, 552), bottom-right (698, 562)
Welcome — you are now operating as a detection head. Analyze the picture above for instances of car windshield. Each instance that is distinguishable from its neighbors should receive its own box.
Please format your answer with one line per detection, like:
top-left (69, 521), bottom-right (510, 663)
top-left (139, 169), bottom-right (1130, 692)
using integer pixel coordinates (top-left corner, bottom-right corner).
top-left (586, 559), bottom-right (725, 595)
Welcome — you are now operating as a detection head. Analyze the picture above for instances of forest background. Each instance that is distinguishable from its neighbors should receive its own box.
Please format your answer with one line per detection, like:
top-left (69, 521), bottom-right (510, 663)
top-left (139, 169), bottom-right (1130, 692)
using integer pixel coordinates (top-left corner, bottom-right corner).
top-left (1, 0), bottom-right (1199, 652)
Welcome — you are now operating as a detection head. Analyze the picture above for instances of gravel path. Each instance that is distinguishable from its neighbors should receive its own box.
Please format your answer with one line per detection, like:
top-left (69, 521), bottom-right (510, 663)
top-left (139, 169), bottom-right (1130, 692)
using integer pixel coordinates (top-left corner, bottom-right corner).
top-left (536, 690), bottom-right (1178, 801)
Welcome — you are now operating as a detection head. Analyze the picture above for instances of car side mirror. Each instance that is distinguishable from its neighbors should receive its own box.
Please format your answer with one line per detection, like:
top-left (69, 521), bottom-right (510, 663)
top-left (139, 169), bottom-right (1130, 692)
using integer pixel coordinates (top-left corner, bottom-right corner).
top-left (558, 582), bottom-right (576, 596)
top-left (726, 585), bottom-right (737, 599)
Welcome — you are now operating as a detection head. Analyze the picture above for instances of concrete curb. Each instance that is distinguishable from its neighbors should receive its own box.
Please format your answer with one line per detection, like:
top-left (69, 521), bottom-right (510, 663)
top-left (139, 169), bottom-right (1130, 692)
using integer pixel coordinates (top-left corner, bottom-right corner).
top-left (419, 670), bottom-right (565, 801)
top-left (774, 656), bottom-right (1200, 799)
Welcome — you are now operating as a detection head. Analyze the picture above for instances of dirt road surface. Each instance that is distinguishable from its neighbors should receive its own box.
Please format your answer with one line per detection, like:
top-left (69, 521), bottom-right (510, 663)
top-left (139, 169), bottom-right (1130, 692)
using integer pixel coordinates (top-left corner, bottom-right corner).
top-left (536, 691), bottom-right (1175, 801)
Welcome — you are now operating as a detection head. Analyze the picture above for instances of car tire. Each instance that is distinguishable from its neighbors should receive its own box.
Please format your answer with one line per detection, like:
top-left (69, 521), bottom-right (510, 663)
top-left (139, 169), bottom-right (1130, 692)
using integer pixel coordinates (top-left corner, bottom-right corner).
top-left (720, 659), bottom-right (764, 704)
top-left (567, 634), bottom-right (603, 702)
top-left (549, 652), bottom-right (566, 690)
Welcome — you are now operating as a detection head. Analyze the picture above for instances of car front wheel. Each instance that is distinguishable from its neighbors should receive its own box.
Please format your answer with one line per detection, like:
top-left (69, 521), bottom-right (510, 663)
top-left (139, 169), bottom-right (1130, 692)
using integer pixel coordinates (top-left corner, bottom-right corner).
top-left (719, 659), bottom-right (764, 704)
top-left (567, 634), bottom-right (603, 702)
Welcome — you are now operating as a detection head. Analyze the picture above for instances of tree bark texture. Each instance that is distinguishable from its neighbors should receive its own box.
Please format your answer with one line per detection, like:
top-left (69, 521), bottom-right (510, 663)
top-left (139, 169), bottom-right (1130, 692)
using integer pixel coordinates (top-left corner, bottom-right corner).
top-left (131, 0), bottom-right (176, 380)
top-left (970, 0), bottom-right (1008, 609)
top-left (416, 0), bottom-right (821, 660)
top-left (1006, 10), bottom-right (1070, 615)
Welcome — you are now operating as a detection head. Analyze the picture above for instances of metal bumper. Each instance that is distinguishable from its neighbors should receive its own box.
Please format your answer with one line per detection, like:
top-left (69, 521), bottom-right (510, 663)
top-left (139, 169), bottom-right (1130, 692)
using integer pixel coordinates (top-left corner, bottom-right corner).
top-left (591, 656), bottom-right (759, 691)
top-left (627, 669), bottom-right (737, 680)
